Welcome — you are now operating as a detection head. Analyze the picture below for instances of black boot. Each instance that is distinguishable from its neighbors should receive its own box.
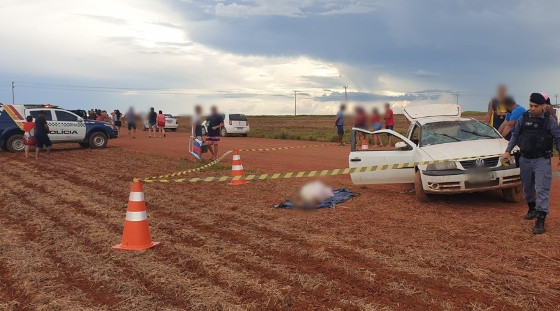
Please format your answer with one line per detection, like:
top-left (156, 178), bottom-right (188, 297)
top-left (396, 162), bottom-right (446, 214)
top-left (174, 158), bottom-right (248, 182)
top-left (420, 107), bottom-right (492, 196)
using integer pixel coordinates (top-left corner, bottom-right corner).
top-left (525, 202), bottom-right (537, 220)
top-left (532, 211), bottom-right (547, 235)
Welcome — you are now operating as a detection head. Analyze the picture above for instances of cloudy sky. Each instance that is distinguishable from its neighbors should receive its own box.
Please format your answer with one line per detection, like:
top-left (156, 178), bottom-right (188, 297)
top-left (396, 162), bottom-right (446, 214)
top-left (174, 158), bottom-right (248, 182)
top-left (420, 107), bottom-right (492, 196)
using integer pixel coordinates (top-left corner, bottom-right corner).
top-left (1, 0), bottom-right (559, 115)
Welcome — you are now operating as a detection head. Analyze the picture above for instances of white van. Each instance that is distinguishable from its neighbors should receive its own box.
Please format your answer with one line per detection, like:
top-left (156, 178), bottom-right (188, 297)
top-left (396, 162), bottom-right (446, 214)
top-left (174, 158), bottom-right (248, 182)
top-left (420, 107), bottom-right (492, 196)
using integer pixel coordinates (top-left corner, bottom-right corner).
top-left (202, 113), bottom-right (250, 137)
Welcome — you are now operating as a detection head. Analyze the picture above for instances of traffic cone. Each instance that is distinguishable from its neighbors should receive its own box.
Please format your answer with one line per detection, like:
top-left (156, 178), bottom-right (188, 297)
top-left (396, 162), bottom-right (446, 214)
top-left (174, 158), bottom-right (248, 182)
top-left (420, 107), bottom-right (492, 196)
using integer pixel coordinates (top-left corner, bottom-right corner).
top-left (362, 139), bottom-right (369, 150)
top-left (228, 149), bottom-right (247, 186)
top-left (113, 180), bottom-right (159, 251)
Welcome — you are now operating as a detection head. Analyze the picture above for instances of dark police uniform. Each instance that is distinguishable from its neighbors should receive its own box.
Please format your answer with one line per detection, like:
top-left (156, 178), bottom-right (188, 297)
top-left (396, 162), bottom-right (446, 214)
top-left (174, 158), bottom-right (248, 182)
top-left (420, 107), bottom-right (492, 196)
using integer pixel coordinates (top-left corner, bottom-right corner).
top-left (506, 102), bottom-right (560, 234)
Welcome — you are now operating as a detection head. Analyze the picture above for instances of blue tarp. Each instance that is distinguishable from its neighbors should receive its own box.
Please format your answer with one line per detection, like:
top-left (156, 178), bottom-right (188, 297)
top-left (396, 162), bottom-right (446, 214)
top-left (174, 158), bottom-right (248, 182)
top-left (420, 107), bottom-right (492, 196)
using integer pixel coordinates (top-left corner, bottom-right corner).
top-left (273, 188), bottom-right (358, 209)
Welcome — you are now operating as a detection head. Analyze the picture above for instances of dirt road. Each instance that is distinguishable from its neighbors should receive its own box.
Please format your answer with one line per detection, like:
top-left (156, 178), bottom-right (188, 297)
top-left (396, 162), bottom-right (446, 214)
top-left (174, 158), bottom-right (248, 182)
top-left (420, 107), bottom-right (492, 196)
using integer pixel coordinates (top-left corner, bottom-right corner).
top-left (1, 134), bottom-right (559, 310)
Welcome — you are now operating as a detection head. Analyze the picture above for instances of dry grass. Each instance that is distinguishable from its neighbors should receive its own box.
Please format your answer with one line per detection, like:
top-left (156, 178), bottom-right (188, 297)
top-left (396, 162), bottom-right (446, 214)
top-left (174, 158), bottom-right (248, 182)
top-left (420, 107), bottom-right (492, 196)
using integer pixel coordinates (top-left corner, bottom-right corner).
top-left (1, 125), bottom-right (560, 310)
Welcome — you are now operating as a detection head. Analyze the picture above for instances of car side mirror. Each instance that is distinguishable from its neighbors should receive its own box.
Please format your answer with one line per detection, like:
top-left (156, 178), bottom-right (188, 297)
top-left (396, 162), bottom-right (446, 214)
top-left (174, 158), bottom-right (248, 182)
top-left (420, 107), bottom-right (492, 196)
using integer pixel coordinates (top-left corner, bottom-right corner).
top-left (395, 141), bottom-right (410, 150)
top-left (77, 117), bottom-right (84, 122)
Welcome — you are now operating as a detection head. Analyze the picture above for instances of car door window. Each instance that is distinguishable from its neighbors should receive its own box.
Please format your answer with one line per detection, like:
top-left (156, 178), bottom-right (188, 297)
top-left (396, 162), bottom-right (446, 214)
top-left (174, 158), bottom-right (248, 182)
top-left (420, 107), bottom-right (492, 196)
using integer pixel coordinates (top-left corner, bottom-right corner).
top-left (55, 110), bottom-right (78, 122)
top-left (410, 125), bottom-right (420, 146)
top-left (29, 110), bottom-right (52, 120)
top-left (354, 130), bottom-right (412, 151)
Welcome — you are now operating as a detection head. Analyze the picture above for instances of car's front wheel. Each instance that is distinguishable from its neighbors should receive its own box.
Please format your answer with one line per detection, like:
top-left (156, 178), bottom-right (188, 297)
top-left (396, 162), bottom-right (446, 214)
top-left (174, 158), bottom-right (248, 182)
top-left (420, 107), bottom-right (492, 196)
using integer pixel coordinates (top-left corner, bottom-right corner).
top-left (89, 132), bottom-right (108, 149)
top-left (502, 186), bottom-right (523, 203)
top-left (6, 134), bottom-right (25, 152)
top-left (414, 170), bottom-right (434, 202)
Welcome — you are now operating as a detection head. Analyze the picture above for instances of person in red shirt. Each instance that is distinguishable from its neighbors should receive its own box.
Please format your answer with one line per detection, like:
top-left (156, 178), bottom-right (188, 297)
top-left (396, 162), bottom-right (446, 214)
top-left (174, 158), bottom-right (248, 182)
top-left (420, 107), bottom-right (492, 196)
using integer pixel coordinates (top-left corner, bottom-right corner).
top-left (353, 106), bottom-right (368, 149)
top-left (23, 115), bottom-right (35, 158)
top-left (157, 110), bottom-right (166, 138)
top-left (384, 103), bottom-right (395, 146)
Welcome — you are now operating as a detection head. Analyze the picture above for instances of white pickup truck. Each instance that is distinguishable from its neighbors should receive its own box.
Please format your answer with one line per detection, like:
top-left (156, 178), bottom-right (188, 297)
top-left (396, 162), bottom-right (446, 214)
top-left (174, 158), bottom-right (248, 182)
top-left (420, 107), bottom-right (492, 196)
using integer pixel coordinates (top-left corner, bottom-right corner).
top-left (348, 104), bottom-right (522, 202)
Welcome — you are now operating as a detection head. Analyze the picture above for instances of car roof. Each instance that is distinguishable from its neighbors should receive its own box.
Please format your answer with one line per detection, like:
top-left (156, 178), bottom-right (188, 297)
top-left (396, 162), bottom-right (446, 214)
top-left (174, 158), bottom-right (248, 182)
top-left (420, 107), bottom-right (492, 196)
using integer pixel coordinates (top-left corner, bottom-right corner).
top-left (416, 117), bottom-right (474, 126)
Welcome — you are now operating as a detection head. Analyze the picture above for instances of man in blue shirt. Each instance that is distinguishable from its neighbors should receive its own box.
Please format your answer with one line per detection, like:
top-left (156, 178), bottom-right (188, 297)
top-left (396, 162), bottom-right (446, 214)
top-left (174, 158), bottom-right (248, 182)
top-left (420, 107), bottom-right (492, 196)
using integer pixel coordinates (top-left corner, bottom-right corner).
top-left (335, 104), bottom-right (346, 146)
top-left (501, 93), bottom-right (560, 234)
top-left (498, 97), bottom-right (526, 140)
top-left (205, 106), bottom-right (224, 161)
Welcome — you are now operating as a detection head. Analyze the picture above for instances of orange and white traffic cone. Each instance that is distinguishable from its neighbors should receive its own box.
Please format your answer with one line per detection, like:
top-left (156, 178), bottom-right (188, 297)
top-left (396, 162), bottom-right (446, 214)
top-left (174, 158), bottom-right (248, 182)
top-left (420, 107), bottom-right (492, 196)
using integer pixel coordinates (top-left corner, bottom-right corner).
top-left (228, 149), bottom-right (247, 186)
top-left (362, 139), bottom-right (369, 150)
top-left (113, 179), bottom-right (159, 251)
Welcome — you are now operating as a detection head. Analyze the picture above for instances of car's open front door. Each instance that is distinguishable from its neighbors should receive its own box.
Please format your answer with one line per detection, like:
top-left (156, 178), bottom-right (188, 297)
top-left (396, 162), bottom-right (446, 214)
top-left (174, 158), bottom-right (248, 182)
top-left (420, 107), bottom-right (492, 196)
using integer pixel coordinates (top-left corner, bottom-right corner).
top-left (349, 128), bottom-right (416, 185)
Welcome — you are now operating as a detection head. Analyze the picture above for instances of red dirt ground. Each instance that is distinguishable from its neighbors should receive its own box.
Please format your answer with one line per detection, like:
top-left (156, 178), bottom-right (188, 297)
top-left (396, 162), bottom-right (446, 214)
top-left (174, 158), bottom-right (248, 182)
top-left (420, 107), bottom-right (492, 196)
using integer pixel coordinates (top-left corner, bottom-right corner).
top-left (1, 132), bottom-right (560, 310)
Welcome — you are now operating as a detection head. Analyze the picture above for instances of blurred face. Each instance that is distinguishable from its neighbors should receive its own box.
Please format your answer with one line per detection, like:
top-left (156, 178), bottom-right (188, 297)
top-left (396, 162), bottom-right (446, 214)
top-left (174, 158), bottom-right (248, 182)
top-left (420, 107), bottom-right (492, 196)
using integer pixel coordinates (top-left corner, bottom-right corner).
top-left (211, 107), bottom-right (218, 114)
top-left (195, 107), bottom-right (202, 114)
top-left (497, 85), bottom-right (507, 99)
top-left (529, 102), bottom-right (544, 116)
top-left (385, 104), bottom-right (390, 110)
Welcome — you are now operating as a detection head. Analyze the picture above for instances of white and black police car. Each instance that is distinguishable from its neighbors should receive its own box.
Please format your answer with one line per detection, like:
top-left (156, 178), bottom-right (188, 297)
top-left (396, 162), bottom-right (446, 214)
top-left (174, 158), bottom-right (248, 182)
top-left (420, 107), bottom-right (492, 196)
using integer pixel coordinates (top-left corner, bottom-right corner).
top-left (0, 104), bottom-right (117, 152)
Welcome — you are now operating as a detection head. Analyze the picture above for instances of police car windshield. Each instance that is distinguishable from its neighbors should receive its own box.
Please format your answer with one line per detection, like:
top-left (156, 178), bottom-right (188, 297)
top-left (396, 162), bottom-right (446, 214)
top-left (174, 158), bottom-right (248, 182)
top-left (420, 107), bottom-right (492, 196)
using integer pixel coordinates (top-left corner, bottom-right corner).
top-left (421, 120), bottom-right (500, 146)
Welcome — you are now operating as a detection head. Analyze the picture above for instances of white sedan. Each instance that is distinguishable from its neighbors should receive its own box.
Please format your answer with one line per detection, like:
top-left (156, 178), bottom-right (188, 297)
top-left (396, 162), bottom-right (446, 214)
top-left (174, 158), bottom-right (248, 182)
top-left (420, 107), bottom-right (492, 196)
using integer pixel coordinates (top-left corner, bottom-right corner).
top-left (348, 104), bottom-right (522, 202)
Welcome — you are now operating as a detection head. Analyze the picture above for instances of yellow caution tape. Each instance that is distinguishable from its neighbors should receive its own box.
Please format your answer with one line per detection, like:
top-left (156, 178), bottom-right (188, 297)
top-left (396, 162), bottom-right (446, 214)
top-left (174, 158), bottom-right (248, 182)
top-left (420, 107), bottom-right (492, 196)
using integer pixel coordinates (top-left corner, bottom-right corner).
top-left (238, 144), bottom-right (330, 152)
top-left (145, 150), bottom-right (233, 180)
top-left (142, 144), bottom-right (331, 180)
top-left (140, 154), bottom-right (511, 183)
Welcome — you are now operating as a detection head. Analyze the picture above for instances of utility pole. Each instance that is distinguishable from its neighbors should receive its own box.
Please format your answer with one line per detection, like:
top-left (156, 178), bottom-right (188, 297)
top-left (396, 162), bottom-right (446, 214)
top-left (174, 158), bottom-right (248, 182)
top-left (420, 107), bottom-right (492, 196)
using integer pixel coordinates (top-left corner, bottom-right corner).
top-left (11, 81), bottom-right (15, 104)
top-left (343, 86), bottom-right (348, 102)
top-left (293, 90), bottom-right (298, 116)
top-left (555, 94), bottom-right (558, 106)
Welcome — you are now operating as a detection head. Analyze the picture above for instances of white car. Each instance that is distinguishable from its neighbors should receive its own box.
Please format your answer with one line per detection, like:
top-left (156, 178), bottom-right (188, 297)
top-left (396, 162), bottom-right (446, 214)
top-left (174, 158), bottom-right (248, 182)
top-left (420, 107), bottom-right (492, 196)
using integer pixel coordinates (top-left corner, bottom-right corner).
top-left (201, 113), bottom-right (250, 137)
top-left (348, 104), bottom-right (522, 202)
top-left (142, 114), bottom-right (178, 131)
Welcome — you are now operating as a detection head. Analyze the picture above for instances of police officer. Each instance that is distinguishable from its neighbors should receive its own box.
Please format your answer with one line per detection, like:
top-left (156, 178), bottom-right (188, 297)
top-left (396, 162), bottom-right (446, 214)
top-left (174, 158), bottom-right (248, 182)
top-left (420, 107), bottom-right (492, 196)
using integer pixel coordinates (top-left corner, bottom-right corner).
top-left (501, 93), bottom-right (560, 234)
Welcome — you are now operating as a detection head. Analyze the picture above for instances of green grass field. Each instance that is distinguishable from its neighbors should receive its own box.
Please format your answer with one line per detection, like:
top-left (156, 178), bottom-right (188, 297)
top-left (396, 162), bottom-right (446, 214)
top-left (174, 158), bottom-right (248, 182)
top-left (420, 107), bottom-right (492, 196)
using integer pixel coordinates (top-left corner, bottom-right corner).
top-left (176, 112), bottom-right (488, 143)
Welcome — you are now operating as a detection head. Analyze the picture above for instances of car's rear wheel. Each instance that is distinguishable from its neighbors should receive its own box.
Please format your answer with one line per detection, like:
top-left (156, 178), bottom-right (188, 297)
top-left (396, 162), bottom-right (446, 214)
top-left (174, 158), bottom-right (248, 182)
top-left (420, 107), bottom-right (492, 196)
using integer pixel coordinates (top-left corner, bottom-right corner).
top-left (220, 128), bottom-right (227, 137)
top-left (502, 186), bottom-right (523, 203)
top-left (6, 134), bottom-right (25, 152)
top-left (89, 132), bottom-right (108, 149)
top-left (414, 170), bottom-right (434, 202)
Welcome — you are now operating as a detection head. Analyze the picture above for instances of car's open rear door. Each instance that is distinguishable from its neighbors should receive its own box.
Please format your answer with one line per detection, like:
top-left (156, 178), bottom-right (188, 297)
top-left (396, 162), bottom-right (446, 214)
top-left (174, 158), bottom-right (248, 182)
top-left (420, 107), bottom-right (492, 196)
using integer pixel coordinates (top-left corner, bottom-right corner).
top-left (349, 128), bottom-right (416, 185)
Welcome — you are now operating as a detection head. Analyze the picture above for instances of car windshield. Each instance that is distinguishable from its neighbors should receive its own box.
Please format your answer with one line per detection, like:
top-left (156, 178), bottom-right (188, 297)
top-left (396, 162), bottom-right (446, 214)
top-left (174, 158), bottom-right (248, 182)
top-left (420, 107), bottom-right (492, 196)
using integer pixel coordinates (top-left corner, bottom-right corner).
top-left (420, 120), bottom-right (500, 146)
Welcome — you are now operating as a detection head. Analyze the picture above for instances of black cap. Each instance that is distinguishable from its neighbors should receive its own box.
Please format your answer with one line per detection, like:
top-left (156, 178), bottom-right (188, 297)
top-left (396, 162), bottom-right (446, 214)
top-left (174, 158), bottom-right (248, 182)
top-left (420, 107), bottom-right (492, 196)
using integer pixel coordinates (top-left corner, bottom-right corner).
top-left (530, 93), bottom-right (545, 105)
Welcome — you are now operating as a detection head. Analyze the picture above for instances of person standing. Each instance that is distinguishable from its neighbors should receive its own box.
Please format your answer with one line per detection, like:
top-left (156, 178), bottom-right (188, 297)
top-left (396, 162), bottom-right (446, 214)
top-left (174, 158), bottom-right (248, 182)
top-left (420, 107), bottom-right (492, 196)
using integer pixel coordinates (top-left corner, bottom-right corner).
top-left (157, 110), bottom-right (166, 138)
top-left (124, 107), bottom-right (137, 139)
top-left (501, 93), bottom-right (560, 234)
top-left (541, 93), bottom-right (559, 122)
top-left (23, 115), bottom-right (36, 158)
top-left (371, 108), bottom-right (384, 147)
top-left (384, 103), bottom-right (395, 146)
top-left (192, 105), bottom-right (203, 140)
top-left (497, 97), bottom-right (526, 140)
top-left (148, 107), bottom-right (157, 138)
top-left (113, 110), bottom-right (122, 137)
top-left (486, 84), bottom-right (509, 131)
top-left (34, 110), bottom-right (52, 159)
top-left (335, 104), bottom-right (346, 146)
top-left (205, 106), bottom-right (224, 161)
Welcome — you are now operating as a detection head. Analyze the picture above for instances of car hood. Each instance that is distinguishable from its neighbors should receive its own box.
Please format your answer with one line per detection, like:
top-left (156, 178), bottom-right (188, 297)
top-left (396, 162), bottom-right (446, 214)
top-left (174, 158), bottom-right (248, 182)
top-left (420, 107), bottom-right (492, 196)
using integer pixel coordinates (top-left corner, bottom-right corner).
top-left (420, 139), bottom-right (507, 160)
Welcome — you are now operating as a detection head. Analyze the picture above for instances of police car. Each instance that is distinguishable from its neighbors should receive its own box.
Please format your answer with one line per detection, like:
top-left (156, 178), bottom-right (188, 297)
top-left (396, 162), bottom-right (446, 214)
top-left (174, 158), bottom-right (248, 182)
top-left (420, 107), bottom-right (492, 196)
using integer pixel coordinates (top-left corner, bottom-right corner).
top-left (0, 104), bottom-right (118, 152)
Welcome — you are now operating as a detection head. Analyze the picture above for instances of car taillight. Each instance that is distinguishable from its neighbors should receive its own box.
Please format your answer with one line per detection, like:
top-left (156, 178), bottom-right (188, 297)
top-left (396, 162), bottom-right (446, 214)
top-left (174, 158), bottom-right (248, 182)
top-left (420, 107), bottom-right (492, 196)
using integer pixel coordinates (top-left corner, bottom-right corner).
top-left (229, 120), bottom-right (232, 125)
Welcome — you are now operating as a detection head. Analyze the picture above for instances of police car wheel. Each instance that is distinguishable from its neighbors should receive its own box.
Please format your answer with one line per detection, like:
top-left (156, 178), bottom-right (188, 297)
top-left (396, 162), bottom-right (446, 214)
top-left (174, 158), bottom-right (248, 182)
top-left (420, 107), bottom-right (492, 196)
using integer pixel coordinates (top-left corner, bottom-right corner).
top-left (6, 134), bottom-right (25, 153)
top-left (89, 132), bottom-right (108, 149)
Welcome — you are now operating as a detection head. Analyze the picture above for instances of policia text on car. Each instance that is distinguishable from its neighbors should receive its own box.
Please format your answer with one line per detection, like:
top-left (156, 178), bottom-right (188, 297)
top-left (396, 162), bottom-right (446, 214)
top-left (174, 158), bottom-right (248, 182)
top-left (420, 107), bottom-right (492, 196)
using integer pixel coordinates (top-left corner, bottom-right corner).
top-left (501, 93), bottom-right (560, 234)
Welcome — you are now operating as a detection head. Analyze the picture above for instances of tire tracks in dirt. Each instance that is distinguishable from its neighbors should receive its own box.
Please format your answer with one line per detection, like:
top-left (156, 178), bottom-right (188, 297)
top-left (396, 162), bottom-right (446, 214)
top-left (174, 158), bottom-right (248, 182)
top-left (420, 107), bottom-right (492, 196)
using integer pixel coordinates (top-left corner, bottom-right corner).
top-left (5, 159), bottom-right (355, 309)
top-left (27, 159), bottom-right (438, 310)
top-left (2, 168), bottom-right (250, 310)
